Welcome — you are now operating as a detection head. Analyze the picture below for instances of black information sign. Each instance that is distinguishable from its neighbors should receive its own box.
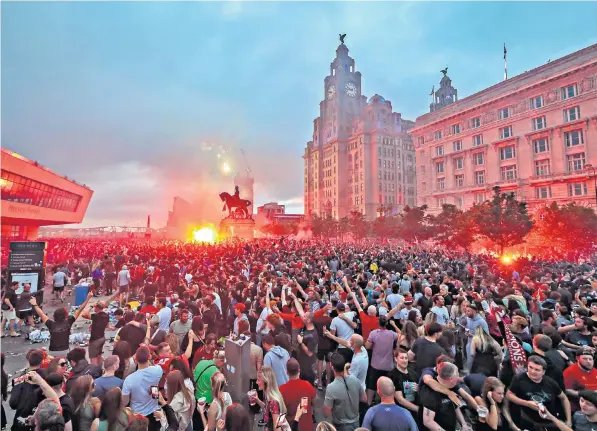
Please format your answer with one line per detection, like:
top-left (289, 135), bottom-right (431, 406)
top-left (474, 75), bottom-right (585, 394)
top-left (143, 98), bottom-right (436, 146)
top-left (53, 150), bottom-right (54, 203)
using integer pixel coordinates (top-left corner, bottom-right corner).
top-left (8, 241), bottom-right (47, 271)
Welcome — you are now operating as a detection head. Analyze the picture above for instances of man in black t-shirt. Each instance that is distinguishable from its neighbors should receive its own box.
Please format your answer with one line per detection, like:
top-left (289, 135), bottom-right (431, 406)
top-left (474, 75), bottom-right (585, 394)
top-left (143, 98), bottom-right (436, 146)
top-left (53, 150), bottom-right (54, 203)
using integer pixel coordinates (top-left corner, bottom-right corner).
top-left (117, 312), bottom-right (147, 353)
top-left (296, 311), bottom-right (318, 385)
top-left (388, 349), bottom-right (419, 417)
top-left (418, 362), bottom-right (471, 431)
top-left (409, 322), bottom-right (446, 377)
top-left (81, 301), bottom-right (112, 365)
top-left (507, 355), bottom-right (572, 429)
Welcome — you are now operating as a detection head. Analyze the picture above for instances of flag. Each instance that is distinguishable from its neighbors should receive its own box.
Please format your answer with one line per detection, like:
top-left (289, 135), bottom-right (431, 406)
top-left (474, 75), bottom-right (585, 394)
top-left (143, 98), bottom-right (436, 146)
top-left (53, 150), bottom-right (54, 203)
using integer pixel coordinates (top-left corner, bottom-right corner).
top-left (503, 43), bottom-right (507, 60)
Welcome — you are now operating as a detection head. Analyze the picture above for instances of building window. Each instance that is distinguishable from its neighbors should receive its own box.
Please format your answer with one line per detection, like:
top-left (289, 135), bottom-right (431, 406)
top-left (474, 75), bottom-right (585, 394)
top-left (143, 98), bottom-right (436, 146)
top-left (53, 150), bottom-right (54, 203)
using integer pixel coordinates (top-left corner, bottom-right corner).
top-left (0, 169), bottom-right (83, 212)
top-left (565, 130), bottom-right (584, 147)
top-left (474, 193), bottom-right (485, 204)
top-left (418, 137), bottom-right (425, 146)
top-left (499, 125), bottom-right (513, 139)
top-left (563, 106), bottom-right (581, 123)
top-left (437, 198), bottom-right (445, 207)
top-left (500, 165), bottom-right (517, 181)
top-left (568, 182), bottom-right (588, 196)
top-left (455, 196), bottom-right (463, 208)
top-left (383, 160), bottom-right (387, 168)
top-left (529, 95), bottom-right (544, 109)
top-left (567, 153), bottom-right (586, 172)
top-left (535, 186), bottom-right (552, 199)
top-left (500, 145), bottom-right (516, 160)
top-left (435, 146), bottom-right (444, 156)
top-left (561, 83), bottom-right (578, 100)
top-left (455, 157), bottom-right (464, 170)
top-left (533, 138), bottom-right (549, 154)
top-left (498, 107), bottom-right (511, 120)
top-left (436, 161), bottom-right (444, 174)
top-left (455, 174), bottom-right (464, 188)
top-left (451, 124), bottom-right (461, 135)
top-left (475, 171), bottom-right (485, 185)
top-left (437, 178), bottom-right (445, 190)
top-left (434, 130), bottom-right (442, 140)
top-left (534, 159), bottom-right (551, 176)
top-left (532, 116), bottom-right (547, 131)
top-left (472, 134), bottom-right (483, 147)
top-left (470, 117), bottom-right (481, 128)
top-left (378, 159), bottom-right (381, 167)
top-left (453, 141), bottom-right (462, 152)
top-left (473, 153), bottom-right (484, 166)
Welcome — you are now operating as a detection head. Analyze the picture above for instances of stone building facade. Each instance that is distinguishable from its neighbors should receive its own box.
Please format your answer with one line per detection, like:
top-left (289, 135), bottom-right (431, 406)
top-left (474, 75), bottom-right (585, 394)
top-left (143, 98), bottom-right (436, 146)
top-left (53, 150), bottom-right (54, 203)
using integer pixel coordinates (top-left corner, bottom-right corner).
top-left (410, 44), bottom-right (597, 213)
top-left (303, 41), bottom-right (416, 220)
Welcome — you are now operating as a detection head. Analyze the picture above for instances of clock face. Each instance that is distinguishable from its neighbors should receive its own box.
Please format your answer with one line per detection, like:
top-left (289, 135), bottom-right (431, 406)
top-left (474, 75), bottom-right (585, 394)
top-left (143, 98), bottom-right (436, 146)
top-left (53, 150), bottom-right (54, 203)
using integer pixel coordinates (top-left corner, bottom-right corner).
top-left (345, 82), bottom-right (357, 97)
top-left (327, 85), bottom-right (336, 100)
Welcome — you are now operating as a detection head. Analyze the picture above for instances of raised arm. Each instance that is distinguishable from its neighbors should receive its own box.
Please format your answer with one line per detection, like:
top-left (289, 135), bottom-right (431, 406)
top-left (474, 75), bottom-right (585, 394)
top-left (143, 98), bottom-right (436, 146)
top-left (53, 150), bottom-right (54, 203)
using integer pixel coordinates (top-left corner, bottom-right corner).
top-left (74, 292), bottom-right (94, 320)
top-left (29, 297), bottom-right (49, 324)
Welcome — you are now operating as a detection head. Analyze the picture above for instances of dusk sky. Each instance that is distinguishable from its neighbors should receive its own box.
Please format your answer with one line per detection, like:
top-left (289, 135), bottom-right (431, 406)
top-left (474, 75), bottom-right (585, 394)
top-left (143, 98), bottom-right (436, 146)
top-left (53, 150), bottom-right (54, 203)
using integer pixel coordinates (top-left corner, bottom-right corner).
top-left (3, 1), bottom-right (597, 228)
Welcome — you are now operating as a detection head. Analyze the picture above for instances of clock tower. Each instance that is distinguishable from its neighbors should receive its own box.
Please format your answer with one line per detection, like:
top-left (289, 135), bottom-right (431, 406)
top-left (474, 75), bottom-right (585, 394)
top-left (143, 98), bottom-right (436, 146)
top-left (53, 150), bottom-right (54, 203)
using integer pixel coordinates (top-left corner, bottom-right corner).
top-left (322, 41), bottom-right (362, 142)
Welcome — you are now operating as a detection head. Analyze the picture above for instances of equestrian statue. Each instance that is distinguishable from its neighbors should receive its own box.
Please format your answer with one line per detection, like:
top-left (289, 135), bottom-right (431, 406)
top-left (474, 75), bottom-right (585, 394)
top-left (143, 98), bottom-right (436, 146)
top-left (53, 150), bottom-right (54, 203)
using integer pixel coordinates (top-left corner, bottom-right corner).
top-left (220, 186), bottom-right (252, 219)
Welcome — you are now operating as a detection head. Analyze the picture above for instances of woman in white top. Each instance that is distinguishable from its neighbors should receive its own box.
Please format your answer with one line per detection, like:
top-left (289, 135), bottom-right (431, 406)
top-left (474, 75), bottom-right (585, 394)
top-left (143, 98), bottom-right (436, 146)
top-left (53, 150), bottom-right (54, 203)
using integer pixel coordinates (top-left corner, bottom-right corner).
top-left (161, 370), bottom-right (194, 431)
top-left (197, 372), bottom-right (232, 431)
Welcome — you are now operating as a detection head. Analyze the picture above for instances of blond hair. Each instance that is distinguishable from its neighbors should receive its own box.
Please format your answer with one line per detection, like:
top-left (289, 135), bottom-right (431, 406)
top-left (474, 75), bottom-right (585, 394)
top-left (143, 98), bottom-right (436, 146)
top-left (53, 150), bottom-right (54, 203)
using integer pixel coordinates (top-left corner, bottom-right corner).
top-left (261, 366), bottom-right (287, 415)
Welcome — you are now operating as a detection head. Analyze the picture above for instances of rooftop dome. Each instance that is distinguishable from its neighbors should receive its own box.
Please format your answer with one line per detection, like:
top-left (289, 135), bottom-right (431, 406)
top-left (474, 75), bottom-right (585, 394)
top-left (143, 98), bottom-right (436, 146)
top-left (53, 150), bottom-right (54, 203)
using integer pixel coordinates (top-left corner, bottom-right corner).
top-left (368, 94), bottom-right (386, 103)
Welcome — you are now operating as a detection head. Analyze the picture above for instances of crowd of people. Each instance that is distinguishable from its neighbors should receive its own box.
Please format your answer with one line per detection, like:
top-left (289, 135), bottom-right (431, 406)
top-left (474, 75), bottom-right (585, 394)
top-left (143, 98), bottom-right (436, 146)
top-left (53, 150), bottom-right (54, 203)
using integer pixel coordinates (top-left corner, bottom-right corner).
top-left (1, 237), bottom-right (596, 431)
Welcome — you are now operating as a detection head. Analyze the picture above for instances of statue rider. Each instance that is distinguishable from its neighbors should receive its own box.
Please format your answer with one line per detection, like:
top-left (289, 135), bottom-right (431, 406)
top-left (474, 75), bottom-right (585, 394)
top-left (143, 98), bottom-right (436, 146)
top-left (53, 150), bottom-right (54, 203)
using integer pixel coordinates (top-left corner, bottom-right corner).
top-left (233, 186), bottom-right (240, 203)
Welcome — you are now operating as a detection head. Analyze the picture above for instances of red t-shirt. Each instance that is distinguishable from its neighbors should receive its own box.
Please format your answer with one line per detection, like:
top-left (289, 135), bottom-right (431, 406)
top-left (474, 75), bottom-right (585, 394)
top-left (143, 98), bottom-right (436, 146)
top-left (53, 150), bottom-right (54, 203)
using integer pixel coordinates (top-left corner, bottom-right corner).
top-left (279, 378), bottom-right (317, 431)
top-left (139, 305), bottom-right (159, 314)
top-left (359, 311), bottom-right (380, 342)
top-left (279, 312), bottom-right (304, 329)
top-left (563, 362), bottom-right (597, 391)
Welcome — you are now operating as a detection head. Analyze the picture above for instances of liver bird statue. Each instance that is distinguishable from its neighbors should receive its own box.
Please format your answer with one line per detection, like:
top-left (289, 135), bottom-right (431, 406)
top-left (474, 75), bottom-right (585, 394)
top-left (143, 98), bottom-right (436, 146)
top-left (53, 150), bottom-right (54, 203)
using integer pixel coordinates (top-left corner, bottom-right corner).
top-left (440, 67), bottom-right (448, 76)
top-left (339, 34), bottom-right (346, 44)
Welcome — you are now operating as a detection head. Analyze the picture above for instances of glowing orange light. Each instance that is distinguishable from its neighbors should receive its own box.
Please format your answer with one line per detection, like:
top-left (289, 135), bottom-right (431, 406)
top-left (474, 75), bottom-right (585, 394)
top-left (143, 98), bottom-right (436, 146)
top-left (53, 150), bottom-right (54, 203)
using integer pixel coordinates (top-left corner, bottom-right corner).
top-left (221, 162), bottom-right (231, 174)
top-left (501, 255), bottom-right (512, 265)
top-left (192, 226), bottom-right (216, 243)
top-left (0, 178), bottom-right (7, 188)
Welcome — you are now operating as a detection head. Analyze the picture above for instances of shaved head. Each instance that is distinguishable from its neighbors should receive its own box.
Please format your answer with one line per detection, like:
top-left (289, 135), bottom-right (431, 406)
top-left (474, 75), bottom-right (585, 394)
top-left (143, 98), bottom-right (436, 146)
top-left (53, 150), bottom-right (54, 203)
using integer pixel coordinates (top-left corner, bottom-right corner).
top-left (367, 305), bottom-right (377, 316)
top-left (377, 376), bottom-right (395, 397)
top-left (350, 334), bottom-right (364, 349)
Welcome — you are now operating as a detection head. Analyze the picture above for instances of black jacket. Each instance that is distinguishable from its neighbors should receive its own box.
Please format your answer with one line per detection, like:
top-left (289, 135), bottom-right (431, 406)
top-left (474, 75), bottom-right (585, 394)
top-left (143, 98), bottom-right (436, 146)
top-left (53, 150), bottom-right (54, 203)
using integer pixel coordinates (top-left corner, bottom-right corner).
top-left (65, 360), bottom-right (102, 393)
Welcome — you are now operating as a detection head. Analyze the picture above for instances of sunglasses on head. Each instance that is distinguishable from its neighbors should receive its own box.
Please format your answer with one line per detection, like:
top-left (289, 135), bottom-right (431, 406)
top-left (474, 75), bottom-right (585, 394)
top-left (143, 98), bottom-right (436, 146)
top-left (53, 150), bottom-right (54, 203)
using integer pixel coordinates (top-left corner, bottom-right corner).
top-left (58, 362), bottom-right (68, 367)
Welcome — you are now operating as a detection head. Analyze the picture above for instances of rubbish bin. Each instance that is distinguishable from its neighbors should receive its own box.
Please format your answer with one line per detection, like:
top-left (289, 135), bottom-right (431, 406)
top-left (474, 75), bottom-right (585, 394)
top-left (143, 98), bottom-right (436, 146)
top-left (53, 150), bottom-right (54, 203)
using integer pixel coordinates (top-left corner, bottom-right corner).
top-left (74, 284), bottom-right (90, 306)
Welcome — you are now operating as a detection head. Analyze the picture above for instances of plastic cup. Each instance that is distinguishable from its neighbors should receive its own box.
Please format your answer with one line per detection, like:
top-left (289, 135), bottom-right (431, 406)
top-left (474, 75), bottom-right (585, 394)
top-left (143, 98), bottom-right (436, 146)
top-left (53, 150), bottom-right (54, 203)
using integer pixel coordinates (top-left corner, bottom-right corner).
top-left (248, 390), bottom-right (257, 405)
top-left (198, 397), bottom-right (206, 407)
top-left (477, 406), bottom-right (489, 418)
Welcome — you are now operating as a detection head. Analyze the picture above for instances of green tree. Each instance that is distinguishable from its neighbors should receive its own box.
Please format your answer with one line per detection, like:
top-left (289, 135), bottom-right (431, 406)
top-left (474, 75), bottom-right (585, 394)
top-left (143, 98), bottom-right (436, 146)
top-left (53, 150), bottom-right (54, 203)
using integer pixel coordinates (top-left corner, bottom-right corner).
top-left (349, 210), bottom-right (369, 239)
top-left (527, 202), bottom-right (597, 258)
top-left (431, 204), bottom-right (475, 251)
top-left (470, 186), bottom-right (533, 253)
top-left (398, 205), bottom-right (432, 242)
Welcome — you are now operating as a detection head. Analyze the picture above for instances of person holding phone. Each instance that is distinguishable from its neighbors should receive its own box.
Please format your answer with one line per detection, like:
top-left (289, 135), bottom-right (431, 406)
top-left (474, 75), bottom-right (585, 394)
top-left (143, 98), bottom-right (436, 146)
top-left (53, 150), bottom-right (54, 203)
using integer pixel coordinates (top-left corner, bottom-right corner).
top-left (121, 346), bottom-right (164, 431)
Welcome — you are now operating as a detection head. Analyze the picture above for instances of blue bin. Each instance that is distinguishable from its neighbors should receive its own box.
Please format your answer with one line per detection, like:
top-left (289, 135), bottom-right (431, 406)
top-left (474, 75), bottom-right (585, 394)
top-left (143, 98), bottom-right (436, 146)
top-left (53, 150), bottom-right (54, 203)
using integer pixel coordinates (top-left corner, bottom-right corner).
top-left (74, 284), bottom-right (90, 306)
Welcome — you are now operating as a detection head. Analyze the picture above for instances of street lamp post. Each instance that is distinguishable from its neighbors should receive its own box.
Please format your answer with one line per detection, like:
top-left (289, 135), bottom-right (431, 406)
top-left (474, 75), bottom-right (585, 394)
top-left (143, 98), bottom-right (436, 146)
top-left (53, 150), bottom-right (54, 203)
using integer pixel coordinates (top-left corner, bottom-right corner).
top-left (584, 164), bottom-right (597, 207)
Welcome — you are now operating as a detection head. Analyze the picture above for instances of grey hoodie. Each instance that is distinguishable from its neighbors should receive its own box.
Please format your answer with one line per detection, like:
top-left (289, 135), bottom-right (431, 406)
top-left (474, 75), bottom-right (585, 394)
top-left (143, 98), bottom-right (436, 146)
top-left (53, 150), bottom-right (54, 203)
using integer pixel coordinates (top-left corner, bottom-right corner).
top-left (263, 346), bottom-right (290, 385)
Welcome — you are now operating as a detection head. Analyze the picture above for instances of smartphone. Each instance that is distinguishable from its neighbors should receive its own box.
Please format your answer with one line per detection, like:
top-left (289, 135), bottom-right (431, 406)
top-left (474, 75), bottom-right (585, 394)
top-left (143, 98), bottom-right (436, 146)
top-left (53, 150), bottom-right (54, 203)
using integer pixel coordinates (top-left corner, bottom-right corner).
top-left (150, 385), bottom-right (159, 399)
top-left (276, 413), bottom-right (287, 428)
top-left (301, 397), bottom-right (309, 413)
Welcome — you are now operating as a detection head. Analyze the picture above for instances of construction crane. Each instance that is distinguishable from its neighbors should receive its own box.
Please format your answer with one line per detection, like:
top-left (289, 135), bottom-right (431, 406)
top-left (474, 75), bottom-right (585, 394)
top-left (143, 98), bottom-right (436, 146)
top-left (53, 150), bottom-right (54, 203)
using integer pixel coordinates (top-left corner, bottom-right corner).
top-left (241, 149), bottom-right (252, 175)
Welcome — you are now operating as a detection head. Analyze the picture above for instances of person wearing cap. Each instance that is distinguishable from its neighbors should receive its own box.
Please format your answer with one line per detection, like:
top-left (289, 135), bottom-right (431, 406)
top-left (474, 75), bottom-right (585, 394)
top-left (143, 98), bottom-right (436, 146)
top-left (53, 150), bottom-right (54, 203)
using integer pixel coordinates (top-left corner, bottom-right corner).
top-left (397, 296), bottom-right (421, 322)
top-left (574, 390), bottom-right (597, 431)
top-left (233, 303), bottom-right (248, 336)
top-left (80, 299), bottom-right (113, 366)
top-left (563, 347), bottom-right (597, 412)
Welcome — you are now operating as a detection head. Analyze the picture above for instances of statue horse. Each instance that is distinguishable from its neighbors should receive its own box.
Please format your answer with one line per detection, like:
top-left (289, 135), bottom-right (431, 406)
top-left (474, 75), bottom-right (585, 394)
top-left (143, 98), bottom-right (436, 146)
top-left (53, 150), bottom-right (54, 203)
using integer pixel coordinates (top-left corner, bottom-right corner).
top-left (219, 192), bottom-right (252, 219)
